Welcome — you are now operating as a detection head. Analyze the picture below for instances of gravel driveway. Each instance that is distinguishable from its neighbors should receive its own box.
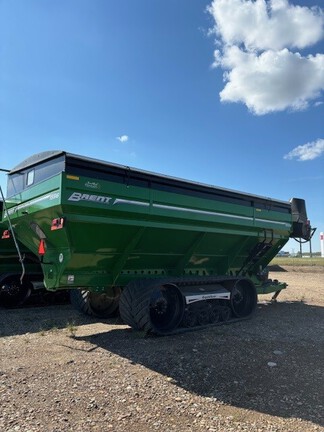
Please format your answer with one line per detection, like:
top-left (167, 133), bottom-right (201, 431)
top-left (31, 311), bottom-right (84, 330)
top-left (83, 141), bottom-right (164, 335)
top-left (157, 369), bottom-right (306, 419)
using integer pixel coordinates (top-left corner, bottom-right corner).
top-left (1, 266), bottom-right (323, 432)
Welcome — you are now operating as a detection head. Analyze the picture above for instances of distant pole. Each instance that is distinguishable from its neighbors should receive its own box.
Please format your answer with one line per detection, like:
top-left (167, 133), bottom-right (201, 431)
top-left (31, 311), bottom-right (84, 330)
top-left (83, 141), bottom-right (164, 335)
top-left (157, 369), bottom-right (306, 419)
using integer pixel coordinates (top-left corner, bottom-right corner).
top-left (300, 238), bottom-right (302, 257)
top-left (321, 232), bottom-right (324, 258)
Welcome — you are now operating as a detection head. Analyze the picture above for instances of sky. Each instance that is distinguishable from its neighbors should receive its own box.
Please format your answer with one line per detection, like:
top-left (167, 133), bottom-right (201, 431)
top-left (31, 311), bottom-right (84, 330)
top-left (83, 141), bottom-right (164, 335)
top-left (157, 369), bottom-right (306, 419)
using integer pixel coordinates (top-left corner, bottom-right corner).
top-left (0, 0), bottom-right (323, 253)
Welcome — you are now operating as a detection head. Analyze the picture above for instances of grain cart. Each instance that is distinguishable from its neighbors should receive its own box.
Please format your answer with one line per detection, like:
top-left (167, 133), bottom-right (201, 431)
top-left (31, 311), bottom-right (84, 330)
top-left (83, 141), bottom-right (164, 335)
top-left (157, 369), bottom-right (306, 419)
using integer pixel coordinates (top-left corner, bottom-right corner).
top-left (0, 201), bottom-right (43, 307)
top-left (1, 151), bottom-right (311, 334)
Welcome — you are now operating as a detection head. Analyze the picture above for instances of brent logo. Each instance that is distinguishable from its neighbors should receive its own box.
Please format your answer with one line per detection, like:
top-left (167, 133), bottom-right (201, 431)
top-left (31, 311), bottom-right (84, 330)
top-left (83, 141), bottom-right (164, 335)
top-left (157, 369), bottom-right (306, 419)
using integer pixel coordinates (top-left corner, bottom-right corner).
top-left (68, 192), bottom-right (112, 204)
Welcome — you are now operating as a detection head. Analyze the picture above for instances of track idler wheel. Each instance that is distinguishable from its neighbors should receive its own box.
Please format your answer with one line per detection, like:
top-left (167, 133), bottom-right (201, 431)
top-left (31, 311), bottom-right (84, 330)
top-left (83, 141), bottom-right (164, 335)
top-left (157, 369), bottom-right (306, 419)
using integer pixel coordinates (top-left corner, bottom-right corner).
top-left (149, 284), bottom-right (185, 334)
top-left (119, 281), bottom-right (185, 334)
top-left (230, 279), bottom-right (257, 318)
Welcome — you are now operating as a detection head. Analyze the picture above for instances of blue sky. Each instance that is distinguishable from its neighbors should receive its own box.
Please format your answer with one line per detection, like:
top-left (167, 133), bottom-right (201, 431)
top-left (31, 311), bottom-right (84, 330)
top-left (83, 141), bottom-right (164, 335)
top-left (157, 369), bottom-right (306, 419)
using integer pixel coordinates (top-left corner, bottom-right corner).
top-left (0, 0), bottom-right (323, 252)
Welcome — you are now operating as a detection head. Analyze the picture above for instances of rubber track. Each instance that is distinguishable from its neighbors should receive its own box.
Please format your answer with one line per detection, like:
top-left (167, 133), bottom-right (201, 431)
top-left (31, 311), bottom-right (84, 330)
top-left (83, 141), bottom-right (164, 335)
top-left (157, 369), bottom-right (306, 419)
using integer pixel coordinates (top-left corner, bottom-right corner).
top-left (161, 314), bottom-right (253, 336)
top-left (119, 276), bottom-right (257, 335)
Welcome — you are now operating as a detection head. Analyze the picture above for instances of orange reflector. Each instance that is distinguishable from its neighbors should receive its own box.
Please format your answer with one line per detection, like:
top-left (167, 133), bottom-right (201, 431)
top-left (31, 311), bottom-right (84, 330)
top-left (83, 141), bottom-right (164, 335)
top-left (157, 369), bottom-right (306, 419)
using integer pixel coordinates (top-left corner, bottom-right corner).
top-left (38, 239), bottom-right (46, 255)
top-left (2, 230), bottom-right (11, 239)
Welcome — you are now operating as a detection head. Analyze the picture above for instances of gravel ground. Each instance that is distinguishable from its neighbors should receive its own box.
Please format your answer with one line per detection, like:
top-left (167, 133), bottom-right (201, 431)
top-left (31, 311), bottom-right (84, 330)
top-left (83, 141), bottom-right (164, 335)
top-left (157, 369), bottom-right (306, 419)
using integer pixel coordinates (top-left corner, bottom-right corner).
top-left (0, 266), bottom-right (323, 432)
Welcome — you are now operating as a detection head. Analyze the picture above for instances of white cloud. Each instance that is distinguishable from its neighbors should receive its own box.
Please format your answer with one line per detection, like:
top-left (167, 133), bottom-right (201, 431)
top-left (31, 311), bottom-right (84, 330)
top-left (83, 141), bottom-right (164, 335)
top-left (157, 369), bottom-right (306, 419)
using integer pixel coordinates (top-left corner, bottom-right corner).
top-left (284, 138), bottom-right (324, 161)
top-left (208, 0), bottom-right (324, 114)
top-left (218, 47), bottom-right (324, 114)
top-left (208, 0), bottom-right (324, 51)
top-left (116, 135), bottom-right (129, 143)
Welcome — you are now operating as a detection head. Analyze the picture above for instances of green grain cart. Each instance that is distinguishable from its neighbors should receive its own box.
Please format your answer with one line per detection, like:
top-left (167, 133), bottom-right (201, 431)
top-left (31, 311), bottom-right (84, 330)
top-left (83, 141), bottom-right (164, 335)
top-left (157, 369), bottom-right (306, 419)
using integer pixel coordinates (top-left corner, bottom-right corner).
top-left (1, 151), bottom-right (311, 334)
top-left (0, 201), bottom-right (43, 307)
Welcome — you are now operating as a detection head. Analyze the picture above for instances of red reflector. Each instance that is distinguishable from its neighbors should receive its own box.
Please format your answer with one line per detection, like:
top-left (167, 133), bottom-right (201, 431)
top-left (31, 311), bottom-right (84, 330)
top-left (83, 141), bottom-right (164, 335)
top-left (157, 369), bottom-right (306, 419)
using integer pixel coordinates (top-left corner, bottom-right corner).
top-left (38, 239), bottom-right (46, 255)
top-left (2, 230), bottom-right (11, 239)
top-left (51, 217), bottom-right (64, 231)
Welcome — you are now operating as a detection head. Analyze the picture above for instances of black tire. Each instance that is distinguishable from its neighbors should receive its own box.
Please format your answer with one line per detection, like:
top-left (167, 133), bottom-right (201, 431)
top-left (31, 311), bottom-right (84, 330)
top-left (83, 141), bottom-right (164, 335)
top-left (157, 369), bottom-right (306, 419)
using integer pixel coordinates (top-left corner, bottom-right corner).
top-left (230, 279), bottom-right (257, 318)
top-left (119, 280), bottom-right (153, 332)
top-left (0, 276), bottom-right (32, 308)
top-left (70, 287), bottom-right (121, 318)
top-left (119, 281), bottom-right (185, 334)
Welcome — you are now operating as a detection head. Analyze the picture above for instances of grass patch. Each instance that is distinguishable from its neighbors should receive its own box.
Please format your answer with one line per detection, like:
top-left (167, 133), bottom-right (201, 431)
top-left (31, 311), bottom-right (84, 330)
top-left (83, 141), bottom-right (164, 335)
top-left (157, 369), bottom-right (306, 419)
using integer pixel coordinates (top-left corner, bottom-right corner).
top-left (66, 321), bottom-right (78, 338)
top-left (38, 322), bottom-right (60, 335)
top-left (270, 257), bottom-right (324, 267)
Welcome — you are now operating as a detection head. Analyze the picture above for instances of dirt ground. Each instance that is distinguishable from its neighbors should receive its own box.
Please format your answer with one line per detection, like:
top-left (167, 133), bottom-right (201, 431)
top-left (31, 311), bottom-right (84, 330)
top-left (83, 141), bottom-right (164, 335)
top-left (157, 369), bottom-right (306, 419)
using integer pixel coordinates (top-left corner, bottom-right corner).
top-left (0, 266), bottom-right (323, 432)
